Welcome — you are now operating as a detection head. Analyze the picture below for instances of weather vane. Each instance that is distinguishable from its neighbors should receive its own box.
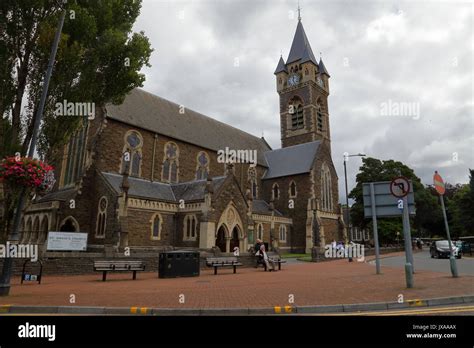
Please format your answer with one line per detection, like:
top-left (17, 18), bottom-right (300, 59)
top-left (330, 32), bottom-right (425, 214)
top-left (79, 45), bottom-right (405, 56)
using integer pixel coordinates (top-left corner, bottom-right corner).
top-left (297, 1), bottom-right (302, 21)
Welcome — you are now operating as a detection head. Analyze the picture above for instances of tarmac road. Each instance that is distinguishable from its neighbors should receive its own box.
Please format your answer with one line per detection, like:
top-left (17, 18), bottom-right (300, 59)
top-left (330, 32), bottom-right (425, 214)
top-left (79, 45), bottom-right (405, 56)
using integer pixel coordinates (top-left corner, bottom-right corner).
top-left (372, 249), bottom-right (474, 276)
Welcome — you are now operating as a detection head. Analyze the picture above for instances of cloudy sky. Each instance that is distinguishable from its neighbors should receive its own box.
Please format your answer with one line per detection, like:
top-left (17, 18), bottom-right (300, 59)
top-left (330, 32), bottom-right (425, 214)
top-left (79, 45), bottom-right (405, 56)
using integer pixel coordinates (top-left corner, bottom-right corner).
top-left (133, 0), bottom-right (473, 203)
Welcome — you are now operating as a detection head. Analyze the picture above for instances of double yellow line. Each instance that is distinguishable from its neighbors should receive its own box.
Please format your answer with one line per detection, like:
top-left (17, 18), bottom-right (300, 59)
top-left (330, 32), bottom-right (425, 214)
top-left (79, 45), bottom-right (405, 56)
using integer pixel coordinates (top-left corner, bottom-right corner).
top-left (318, 305), bottom-right (474, 316)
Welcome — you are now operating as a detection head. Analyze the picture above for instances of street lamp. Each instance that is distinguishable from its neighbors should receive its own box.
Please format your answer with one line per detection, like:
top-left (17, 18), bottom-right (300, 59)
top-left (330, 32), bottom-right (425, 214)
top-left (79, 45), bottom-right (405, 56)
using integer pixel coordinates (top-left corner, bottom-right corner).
top-left (343, 153), bottom-right (366, 242)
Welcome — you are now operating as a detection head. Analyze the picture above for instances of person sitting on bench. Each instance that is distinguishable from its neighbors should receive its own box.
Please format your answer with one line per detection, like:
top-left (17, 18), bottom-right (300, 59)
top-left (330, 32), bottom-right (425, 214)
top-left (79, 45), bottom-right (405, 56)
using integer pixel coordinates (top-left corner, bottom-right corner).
top-left (254, 239), bottom-right (264, 268)
top-left (258, 244), bottom-right (276, 272)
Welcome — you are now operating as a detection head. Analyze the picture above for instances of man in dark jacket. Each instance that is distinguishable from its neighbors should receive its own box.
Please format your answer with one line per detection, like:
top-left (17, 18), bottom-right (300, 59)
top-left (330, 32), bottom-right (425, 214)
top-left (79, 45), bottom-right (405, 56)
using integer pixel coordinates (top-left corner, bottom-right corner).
top-left (255, 239), bottom-right (263, 268)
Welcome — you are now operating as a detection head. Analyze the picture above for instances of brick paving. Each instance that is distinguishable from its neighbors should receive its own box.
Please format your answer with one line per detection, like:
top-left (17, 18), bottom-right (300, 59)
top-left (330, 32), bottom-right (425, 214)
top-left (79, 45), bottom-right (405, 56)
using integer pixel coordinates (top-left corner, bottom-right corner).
top-left (0, 258), bottom-right (472, 309)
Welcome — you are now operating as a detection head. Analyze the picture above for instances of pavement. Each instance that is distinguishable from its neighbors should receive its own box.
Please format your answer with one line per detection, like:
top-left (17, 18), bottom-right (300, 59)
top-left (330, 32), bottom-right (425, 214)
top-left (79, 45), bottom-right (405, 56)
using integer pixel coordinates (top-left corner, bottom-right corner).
top-left (0, 253), bottom-right (472, 312)
top-left (371, 249), bottom-right (474, 275)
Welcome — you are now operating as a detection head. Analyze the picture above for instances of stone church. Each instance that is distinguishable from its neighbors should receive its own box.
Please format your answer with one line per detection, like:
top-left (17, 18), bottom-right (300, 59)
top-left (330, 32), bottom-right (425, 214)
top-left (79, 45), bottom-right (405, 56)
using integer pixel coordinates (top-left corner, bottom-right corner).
top-left (22, 18), bottom-right (346, 255)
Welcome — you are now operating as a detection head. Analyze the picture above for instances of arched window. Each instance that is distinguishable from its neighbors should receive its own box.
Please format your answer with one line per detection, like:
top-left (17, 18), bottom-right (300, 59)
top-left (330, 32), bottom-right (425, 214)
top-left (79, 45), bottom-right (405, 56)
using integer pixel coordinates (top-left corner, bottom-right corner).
top-left (272, 183), bottom-right (280, 200)
top-left (248, 167), bottom-right (258, 199)
top-left (320, 163), bottom-right (333, 211)
top-left (95, 196), bottom-right (107, 238)
top-left (62, 119), bottom-right (88, 187)
top-left (289, 98), bottom-right (304, 130)
top-left (196, 152), bottom-right (209, 180)
top-left (289, 181), bottom-right (297, 198)
top-left (162, 142), bottom-right (179, 183)
top-left (121, 130), bottom-right (143, 177)
top-left (279, 225), bottom-right (287, 242)
top-left (150, 213), bottom-right (163, 240)
top-left (257, 223), bottom-right (264, 240)
top-left (183, 215), bottom-right (198, 241)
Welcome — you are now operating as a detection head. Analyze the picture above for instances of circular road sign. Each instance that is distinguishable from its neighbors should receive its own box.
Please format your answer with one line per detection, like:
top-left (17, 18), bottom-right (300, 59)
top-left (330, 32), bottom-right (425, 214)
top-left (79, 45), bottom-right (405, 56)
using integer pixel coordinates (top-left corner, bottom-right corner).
top-left (390, 176), bottom-right (410, 198)
top-left (433, 171), bottom-right (445, 195)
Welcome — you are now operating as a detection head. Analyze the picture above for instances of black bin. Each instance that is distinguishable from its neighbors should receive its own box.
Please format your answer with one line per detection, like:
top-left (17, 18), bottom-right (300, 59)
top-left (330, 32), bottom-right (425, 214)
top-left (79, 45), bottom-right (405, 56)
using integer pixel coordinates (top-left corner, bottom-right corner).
top-left (158, 251), bottom-right (200, 278)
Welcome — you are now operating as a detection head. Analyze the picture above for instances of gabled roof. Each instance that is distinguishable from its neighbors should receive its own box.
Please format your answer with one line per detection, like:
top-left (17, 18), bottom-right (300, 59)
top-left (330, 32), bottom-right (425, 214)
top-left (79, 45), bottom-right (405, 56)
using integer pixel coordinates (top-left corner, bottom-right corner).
top-left (319, 58), bottom-right (330, 77)
top-left (262, 141), bottom-right (321, 179)
top-left (105, 89), bottom-right (271, 166)
top-left (286, 20), bottom-right (318, 65)
top-left (37, 188), bottom-right (77, 203)
top-left (274, 56), bottom-right (287, 74)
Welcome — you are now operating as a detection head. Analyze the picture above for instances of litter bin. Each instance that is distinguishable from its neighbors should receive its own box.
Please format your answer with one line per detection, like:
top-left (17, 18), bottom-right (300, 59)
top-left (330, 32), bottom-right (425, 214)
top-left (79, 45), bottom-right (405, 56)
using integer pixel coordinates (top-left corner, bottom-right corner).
top-left (158, 251), bottom-right (200, 278)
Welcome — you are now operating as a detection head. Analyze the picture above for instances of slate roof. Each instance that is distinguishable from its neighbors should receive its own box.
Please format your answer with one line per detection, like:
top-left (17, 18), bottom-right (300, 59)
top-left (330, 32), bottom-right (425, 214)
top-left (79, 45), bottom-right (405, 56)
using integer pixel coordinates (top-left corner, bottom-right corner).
top-left (274, 56), bottom-right (288, 74)
top-left (37, 188), bottom-right (77, 203)
top-left (101, 172), bottom-right (227, 202)
top-left (286, 20), bottom-right (318, 65)
top-left (102, 172), bottom-right (176, 201)
top-left (105, 89), bottom-right (271, 166)
top-left (171, 176), bottom-right (226, 201)
top-left (252, 199), bottom-right (283, 216)
top-left (262, 141), bottom-right (321, 179)
top-left (319, 58), bottom-right (330, 77)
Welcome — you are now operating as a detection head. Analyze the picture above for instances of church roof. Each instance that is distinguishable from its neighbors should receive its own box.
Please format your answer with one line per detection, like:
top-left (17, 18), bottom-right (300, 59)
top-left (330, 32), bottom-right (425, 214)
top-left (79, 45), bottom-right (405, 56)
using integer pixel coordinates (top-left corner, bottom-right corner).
top-left (171, 176), bottom-right (226, 201)
top-left (319, 58), bottom-right (330, 77)
top-left (252, 199), bottom-right (283, 216)
top-left (262, 141), bottom-right (321, 180)
top-left (102, 172), bottom-right (176, 201)
top-left (286, 20), bottom-right (318, 65)
top-left (274, 56), bottom-right (287, 74)
top-left (105, 89), bottom-right (271, 166)
top-left (101, 172), bottom-right (227, 202)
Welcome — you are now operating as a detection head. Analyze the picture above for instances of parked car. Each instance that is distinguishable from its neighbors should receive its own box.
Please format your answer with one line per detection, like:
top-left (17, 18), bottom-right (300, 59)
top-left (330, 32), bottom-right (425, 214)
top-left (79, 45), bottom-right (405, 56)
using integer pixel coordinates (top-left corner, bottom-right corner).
top-left (430, 240), bottom-right (461, 259)
top-left (455, 240), bottom-right (471, 255)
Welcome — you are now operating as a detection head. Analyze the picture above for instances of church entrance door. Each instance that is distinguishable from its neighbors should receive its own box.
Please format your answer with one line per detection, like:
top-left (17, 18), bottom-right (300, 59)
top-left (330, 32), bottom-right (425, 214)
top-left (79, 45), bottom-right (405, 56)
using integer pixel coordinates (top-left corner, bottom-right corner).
top-left (230, 227), bottom-right (239, 252)
top-left (216, 226), bottom-right (227, 253)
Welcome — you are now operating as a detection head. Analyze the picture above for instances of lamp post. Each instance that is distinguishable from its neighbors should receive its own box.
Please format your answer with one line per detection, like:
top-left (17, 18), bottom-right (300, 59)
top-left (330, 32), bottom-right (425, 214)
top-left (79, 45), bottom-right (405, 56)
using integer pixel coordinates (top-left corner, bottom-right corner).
top-left (343, 153), bottom-right (366, 242)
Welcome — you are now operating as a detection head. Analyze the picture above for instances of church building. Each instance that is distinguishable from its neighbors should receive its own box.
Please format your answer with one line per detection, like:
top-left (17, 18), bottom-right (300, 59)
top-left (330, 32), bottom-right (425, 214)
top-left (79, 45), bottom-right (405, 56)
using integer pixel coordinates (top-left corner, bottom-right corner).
top-left (22, 16), bottom-right (346, 255)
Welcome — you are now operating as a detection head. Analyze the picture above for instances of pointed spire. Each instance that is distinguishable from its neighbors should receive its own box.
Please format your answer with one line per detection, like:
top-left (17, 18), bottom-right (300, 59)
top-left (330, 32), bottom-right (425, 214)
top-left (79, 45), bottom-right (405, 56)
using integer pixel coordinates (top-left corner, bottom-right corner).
top-left (300, 45), bottom-right (313, 64)
top-left (274, 55), bottom-right (287, 74)
top-left (318, 57), bottom-right (330, 77)
top-left (286, 20), bottom-right (317, 65)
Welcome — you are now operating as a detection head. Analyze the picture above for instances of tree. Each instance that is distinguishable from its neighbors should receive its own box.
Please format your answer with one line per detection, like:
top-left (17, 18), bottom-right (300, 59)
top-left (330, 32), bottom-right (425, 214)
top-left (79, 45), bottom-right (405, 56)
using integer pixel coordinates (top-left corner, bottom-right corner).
top-left (349, 157), bottom-right (443, 244)
top-left (0, 0), bottom-right (153, 158)
top-left (448, 169), bottom-right (474, 237)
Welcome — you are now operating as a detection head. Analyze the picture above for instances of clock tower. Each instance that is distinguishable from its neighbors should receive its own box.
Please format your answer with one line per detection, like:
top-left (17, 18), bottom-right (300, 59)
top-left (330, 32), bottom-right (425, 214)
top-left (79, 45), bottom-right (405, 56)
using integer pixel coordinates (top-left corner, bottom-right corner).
top-left (275, 17), bottom-right (331, 148)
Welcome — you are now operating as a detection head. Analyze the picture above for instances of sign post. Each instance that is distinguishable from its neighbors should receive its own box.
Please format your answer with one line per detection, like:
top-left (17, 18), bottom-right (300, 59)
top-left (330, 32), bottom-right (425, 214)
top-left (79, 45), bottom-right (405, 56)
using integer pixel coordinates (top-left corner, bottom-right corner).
top-left (433, 171), bottom-right (458, 278)
top-left (390, 176), bottom-right (414, 288)
top-left (369, 183), bottom-right (381, 274)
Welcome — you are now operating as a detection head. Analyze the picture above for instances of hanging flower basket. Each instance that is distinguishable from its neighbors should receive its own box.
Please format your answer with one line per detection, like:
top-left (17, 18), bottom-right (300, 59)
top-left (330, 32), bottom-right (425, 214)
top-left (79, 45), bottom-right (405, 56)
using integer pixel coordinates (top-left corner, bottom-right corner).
top-left (0, 157), bottom-right (55, 191)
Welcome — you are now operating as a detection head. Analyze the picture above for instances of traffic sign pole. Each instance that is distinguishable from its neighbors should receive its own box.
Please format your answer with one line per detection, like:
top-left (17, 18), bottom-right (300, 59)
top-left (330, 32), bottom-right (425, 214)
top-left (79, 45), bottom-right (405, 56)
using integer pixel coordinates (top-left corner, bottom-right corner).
top-left (433, 171), bottom-right (458, 278)
top-left (370, 183), bottom-right (381, 274)
top-left (402, 195), bottom-right (414, 288)
top-left (440, 195), bottom-right (459, 278)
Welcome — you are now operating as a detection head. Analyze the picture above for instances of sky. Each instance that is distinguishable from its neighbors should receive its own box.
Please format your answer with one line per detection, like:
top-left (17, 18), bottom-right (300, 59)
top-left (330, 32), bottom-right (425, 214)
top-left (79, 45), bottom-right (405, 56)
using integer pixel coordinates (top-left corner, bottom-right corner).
top-left (132, 0), bottom-right (473, 204)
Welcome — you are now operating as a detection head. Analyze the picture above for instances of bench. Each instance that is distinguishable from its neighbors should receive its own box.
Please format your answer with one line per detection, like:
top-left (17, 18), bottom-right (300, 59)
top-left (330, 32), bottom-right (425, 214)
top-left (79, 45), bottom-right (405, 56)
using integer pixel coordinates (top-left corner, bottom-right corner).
top-left (93, 260), bottom-right (145, 281)
top-left (206, 257), bottom-right (243, 275)
top-left (263, 253), bottom-right (286, 271)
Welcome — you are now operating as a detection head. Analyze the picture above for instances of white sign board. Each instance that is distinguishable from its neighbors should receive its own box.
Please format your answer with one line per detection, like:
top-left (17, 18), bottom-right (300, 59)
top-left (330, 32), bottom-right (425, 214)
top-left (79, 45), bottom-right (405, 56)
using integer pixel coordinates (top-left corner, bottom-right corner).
top-left (47, 232), bottom-right (88, 251)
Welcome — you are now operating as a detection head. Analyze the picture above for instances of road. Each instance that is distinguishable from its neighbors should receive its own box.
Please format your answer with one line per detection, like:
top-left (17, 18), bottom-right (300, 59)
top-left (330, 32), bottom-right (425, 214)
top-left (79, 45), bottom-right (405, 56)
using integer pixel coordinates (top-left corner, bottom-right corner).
top-left (371, 249), bottom-right (474, 276)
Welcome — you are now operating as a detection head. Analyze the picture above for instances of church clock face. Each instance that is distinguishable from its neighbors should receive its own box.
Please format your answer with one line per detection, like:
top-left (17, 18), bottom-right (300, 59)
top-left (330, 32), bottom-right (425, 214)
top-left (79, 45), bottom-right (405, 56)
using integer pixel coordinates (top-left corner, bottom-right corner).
top-left (288, 74), bottom-right (300, 86)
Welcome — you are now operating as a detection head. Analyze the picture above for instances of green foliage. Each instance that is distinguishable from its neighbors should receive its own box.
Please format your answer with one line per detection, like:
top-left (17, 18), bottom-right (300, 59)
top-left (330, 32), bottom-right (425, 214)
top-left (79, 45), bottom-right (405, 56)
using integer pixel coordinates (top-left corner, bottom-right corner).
top-left (1, 0), bottom-right (153, 161)
top-left (349, 157), bottom-right (445, 243)
top-left (448, 169), bottom-right (474, 237)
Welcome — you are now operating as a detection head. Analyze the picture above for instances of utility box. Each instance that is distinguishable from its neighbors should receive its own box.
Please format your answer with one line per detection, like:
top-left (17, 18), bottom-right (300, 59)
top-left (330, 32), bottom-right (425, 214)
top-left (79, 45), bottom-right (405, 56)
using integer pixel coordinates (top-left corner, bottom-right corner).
top-left (158, 251), bottom-right (200, 278)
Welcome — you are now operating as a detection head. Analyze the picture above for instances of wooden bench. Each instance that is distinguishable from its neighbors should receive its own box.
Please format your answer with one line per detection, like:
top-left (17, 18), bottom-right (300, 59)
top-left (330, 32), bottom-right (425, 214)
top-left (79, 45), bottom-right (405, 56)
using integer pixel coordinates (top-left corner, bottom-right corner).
top-left (206, 257), bottom-right (243, 275)
top-left (263, 253), bottom-right (286, 271)
top-left (93, 260), bottom-right (145, 281)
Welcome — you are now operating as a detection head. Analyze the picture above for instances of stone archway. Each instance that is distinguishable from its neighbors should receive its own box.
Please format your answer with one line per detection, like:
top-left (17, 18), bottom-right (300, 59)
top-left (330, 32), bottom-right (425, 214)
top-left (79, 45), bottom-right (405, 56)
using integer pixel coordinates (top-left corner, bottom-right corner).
top-left (59, 217), bottom-right (79, 232)
top-left (215, 225), bottom-right (227, 253)
top-left (216, 202), bottom-right (246, 252)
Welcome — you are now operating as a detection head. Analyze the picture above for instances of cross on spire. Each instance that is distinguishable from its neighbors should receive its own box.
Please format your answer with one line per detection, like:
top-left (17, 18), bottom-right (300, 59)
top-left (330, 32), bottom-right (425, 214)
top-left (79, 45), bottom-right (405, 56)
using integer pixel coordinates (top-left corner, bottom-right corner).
top-left (297, 1), bottom-right (302, 21)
